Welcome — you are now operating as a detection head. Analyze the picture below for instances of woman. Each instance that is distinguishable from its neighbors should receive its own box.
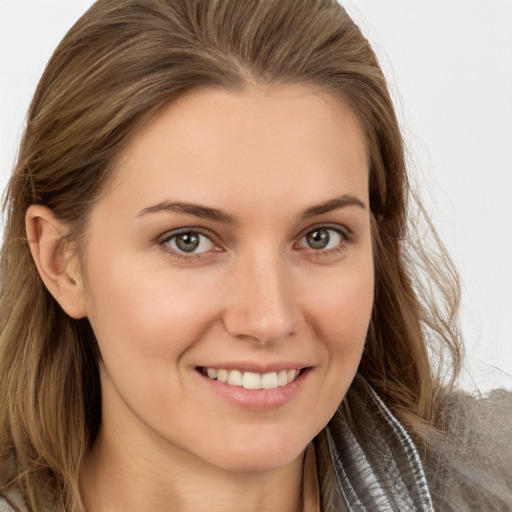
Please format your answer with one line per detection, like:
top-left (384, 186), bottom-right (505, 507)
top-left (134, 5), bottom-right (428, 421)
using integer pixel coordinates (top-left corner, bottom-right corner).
top-left (0, 0), bottom-right (510, 511)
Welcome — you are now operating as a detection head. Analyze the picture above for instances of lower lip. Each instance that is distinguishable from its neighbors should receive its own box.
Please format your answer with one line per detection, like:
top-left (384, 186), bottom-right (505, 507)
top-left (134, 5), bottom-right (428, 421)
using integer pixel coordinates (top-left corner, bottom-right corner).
top-left (195, 368), bottom-right (310, 411)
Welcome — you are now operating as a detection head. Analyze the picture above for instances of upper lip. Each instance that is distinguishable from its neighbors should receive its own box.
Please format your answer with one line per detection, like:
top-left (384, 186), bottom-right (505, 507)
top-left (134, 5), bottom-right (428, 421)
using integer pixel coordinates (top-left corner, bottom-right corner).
top-left (197, 361), bottom-right (311, 373)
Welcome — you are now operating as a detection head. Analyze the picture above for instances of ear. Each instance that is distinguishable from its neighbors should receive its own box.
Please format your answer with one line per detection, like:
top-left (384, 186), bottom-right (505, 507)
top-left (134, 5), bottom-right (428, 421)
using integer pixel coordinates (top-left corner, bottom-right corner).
top-left (26, 205), bottom-right (87, 319)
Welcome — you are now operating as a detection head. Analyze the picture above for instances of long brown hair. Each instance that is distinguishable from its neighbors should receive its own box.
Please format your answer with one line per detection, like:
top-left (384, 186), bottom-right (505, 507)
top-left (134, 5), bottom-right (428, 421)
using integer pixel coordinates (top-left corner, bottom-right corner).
top-left (0, 0), bottom-right (461, 510)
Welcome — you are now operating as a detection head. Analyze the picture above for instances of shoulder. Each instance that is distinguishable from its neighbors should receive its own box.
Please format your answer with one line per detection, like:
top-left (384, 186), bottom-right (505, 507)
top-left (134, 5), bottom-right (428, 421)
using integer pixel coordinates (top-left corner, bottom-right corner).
top-left (0, 496), bottom-right (19, 512)
top-left (426, 388), bottom-right (512, 511)
top-left (438, 387), bottom-right (512, 461)
top-left (441, 385), bottom-right (512, 422)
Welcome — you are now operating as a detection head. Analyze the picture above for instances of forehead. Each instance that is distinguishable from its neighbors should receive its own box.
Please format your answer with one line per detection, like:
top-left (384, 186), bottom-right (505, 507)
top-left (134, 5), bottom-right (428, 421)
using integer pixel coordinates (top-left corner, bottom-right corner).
top-left (100, 84), bottom-right (369, 218)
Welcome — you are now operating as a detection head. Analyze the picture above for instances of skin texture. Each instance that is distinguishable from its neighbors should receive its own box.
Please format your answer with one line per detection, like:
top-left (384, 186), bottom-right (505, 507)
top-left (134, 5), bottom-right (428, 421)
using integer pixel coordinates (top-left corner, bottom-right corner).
top-left (27, 84), bottom-right (374, 512)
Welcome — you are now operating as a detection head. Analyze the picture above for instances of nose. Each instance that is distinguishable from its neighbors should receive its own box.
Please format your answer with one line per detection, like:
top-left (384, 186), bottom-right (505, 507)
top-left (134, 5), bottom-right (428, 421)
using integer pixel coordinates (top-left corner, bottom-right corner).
top-left (222, 252), bottom-right (301, 345)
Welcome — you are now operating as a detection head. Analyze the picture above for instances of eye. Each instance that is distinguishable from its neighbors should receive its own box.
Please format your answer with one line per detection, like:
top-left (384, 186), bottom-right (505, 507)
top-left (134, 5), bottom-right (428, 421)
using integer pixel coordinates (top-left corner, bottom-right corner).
top-left (298, 227), bottom-right (344, 250)
top-left (162, 230), bottom-right (216, 254)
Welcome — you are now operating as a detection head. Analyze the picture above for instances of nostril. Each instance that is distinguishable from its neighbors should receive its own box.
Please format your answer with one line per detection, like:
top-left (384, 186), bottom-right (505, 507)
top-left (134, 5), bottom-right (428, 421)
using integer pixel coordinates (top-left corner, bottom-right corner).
top-left (222, 308), bottom-right (300, 345)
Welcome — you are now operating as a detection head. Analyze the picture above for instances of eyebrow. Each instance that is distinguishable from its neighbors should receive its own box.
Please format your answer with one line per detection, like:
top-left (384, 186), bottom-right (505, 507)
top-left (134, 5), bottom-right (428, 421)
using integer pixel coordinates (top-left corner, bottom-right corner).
top-left (137, 201), bottom-right (238, 223)
top-left (137, 194), bottom-right (366, 223)
top-left (300, 195), bottom-right (367, 219)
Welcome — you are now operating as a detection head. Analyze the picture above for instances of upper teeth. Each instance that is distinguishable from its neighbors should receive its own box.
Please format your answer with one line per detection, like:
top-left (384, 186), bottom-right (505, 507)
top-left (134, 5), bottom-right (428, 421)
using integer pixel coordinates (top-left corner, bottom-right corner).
top-left (205, 368), bottom-right (300, 389)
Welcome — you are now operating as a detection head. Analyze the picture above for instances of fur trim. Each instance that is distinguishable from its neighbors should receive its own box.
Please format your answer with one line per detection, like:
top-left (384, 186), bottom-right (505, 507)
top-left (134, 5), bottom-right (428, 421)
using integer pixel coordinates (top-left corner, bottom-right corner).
top-left (426, 389), bottom-right (512, 511)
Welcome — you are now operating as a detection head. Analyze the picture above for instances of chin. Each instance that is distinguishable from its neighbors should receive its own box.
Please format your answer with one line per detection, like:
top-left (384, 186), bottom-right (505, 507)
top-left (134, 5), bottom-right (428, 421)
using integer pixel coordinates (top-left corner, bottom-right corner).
top-left (210, 449), bottom-right (305, 474)
top-left (195, 427), bottom-right (315, 474)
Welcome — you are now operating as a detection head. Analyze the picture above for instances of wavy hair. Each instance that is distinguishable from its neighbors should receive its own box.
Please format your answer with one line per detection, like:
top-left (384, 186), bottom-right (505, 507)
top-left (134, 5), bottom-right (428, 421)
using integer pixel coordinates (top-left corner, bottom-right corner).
top-left (0, 0), bottom-right (461, 510)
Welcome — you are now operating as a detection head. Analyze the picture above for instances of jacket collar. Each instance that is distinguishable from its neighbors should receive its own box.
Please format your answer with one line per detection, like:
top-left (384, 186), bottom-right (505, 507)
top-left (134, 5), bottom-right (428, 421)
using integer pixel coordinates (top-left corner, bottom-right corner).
top-left (316, 375), bottom-right (434, 511)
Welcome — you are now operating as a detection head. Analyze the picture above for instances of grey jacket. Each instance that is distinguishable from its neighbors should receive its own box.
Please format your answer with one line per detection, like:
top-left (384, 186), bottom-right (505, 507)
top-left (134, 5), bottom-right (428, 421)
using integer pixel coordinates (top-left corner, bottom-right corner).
top-left (318, 375), bottom-right (512, 511)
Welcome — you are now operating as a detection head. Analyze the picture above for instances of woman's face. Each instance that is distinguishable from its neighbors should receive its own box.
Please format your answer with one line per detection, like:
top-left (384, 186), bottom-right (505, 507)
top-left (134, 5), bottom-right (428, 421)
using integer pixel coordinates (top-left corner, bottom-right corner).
top-left (81, 84), bottom-right (374, 473)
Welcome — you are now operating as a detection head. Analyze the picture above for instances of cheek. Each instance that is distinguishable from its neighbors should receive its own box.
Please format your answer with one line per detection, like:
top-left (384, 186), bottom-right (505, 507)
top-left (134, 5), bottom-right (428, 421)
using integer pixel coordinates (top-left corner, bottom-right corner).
top-left (288, 264), bottom-right (374, 433)
top-left (303, 263), bottom-right (374, 349)
top-left (83, 254), bottom-right (221, 366)
top-left (83, 262), bottom-right (224, 426)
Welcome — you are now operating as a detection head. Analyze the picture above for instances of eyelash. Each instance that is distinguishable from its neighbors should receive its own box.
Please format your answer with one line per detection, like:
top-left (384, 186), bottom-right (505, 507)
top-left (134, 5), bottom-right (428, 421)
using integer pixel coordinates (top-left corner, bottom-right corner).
top-left (158, 225), bottom-right (351, 262)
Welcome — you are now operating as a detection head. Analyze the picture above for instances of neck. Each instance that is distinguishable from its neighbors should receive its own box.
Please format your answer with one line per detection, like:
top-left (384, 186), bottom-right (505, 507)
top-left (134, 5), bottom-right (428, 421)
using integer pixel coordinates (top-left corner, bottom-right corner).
top-left (79, 424), bottom-right (305, 512)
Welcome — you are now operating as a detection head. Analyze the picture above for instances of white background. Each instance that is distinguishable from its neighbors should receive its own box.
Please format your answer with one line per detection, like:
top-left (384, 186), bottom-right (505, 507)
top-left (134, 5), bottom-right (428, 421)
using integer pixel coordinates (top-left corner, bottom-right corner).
top-left (1, 1), bottom-right (511, 391)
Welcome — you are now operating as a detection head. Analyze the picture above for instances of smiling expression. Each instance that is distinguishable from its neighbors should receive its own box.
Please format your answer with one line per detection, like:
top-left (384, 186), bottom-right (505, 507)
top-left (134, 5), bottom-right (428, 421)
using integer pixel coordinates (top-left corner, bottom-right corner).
top-left (80, 84), bottom-right (374, 473)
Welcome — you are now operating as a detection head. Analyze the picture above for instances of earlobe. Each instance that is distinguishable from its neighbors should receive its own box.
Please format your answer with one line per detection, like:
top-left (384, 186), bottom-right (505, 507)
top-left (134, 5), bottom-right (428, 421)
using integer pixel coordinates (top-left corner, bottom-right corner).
top-left (26, 205), bottom-right (87, 319)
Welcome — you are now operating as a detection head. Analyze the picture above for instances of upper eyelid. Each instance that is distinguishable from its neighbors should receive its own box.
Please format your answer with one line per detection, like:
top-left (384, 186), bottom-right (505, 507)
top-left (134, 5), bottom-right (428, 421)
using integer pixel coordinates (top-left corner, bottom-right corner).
top-left (158, 227), bottom-right (218, 244)
top-left (296, 223), bottom-right (352, 241)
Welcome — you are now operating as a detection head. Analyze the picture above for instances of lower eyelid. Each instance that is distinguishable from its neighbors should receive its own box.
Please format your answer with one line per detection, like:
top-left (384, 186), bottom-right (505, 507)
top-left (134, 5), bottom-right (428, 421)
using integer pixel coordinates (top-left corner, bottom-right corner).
top-left (303, 243), bottom-right (350, 262)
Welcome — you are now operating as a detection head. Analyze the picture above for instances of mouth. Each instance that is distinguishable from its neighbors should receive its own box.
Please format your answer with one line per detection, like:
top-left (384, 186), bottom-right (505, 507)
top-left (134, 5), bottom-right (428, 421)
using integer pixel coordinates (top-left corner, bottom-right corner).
top-left (197, 367), bottom-right (304, 390)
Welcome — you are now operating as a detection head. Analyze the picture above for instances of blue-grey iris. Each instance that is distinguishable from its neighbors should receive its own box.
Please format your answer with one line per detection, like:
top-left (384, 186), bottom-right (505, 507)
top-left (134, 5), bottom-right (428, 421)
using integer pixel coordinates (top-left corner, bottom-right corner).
top-left (175, 232), bottom-right (200, 252)
top-left (306, 229), bottom-right (330, 249)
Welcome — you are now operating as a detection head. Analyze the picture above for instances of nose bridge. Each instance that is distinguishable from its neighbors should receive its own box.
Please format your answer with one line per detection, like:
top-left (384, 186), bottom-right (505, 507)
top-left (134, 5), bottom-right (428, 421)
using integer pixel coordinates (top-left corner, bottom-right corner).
top-left (223, 247), bottom-right (299, 344)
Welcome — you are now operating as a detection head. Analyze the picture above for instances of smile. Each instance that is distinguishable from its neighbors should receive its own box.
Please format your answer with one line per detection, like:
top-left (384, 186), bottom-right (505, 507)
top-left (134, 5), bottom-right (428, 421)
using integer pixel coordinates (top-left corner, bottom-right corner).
top-left (200, 367), bottom-right (301, 389)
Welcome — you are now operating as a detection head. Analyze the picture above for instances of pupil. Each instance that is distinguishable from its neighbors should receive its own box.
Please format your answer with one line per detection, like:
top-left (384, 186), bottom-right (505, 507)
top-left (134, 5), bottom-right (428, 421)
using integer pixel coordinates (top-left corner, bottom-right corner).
top-left (176, 232), bottom-right (200, 252)
top-left (307, 229), bottom-right (329, 249)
